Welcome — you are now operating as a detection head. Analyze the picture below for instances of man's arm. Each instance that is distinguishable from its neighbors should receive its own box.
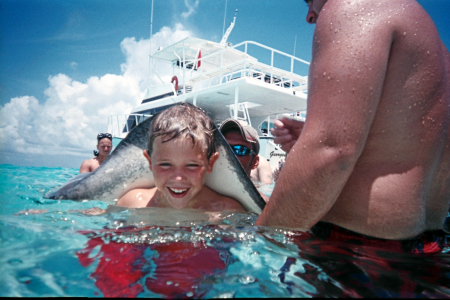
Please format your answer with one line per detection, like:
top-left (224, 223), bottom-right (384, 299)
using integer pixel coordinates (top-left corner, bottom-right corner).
top-left (256, 0), bottom-right (393, 229)
top-left (255, 155), bottom-right (273, 184)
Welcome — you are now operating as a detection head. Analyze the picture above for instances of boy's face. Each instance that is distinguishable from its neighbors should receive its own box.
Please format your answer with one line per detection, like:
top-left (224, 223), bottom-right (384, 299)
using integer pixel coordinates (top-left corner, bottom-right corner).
top-left (145, 137), bottom-right (218, 209)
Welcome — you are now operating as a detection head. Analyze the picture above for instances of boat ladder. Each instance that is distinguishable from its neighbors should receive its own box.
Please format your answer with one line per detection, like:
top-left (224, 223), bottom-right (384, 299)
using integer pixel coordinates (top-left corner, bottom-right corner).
top-left (229, 102), bottom-right (251, 126)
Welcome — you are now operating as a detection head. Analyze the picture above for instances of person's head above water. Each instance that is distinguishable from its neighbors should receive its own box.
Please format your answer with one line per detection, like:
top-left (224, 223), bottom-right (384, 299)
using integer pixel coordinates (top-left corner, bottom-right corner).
top-left (115, 102), bottom-right (244, 211)
top-left (219, 119), bottom-right (260, 175)
top-left (94, 133), bottom-right (113, 157)
top-left (147, 102), bottom-right (216, 160)
top-left (138, 102), bottom-right (233, 210)
top-left (80, 132), bottom-right (113, 173)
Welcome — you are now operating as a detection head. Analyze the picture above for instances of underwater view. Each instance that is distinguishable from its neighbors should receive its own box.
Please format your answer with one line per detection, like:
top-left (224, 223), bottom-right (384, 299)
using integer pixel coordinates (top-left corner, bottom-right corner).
top-left (1, 164), bottom-right (449, 298)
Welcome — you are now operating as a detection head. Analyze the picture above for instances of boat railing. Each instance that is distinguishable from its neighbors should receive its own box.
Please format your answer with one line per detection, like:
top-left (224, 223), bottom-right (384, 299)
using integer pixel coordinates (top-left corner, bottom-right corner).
top-left (221, 68), bottom-right (306, 93)
top-left (107, 114), bottom-right (153, 139)
top-left (188, 40), bottom-right (309, 93)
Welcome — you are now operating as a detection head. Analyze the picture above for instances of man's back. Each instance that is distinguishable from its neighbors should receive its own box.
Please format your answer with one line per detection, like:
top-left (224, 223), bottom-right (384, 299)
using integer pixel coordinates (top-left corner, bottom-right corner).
top-left (319, 0), bottom-right (450, 239)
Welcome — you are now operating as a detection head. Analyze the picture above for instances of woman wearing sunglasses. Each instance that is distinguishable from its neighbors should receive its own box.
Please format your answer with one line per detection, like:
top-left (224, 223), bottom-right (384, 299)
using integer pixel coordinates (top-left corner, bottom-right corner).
top-left (79, 133), bottom-right (113, 173)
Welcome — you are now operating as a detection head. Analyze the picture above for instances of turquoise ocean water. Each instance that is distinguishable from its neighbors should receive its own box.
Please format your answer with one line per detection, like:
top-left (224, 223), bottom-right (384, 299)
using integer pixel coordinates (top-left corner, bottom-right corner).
top-left (1, 164), bottom-right (449, 297)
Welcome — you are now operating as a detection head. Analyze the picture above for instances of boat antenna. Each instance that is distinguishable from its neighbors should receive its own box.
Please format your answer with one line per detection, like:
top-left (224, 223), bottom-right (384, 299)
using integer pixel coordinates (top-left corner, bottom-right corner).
top-left (222, 0), bottom-right (228, 37)
top-left (293, 34), bottom-right (297, 57)
top-left (148, 0), bottom-right (154, 89)
top-left (220, 9), bottom-right (237, 46)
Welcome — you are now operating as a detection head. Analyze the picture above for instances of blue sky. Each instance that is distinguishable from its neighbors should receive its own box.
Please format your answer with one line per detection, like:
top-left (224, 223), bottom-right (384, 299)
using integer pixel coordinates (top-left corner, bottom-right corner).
top-left (0, 0), bottom-right (449, 168)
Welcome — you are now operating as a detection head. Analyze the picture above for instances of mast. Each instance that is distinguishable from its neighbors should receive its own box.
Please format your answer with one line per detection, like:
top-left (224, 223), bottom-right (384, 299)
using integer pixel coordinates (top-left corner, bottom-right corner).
top-left (220, 9), bottom-right (237, 46)
top-left (148, 0), bottom-right (155, 90)
top-left (222, 0), bottom-right (228, 37)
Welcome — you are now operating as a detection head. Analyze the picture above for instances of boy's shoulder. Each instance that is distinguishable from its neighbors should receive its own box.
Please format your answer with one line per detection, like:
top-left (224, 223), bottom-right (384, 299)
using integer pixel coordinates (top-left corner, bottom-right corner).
top-left (117, 188), bottom-right (157, 208)
top-left (200, 186), bottom-right (246, 213)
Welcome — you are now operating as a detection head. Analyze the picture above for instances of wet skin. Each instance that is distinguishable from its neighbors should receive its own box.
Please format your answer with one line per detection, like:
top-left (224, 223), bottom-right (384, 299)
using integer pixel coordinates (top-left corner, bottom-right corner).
top-left (257, 0), bottom-right (450, 239)
top-left (79, 137), bottom-right (112, 173)
top-left (147, 137), bottom-right (217, 209)
top-left (117, 137), bottom-right (245, 212)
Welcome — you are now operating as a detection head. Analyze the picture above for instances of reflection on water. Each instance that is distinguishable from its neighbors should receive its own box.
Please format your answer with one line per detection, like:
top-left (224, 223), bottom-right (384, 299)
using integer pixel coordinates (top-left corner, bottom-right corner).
top-left (0, 164), bottom-right (449, 298)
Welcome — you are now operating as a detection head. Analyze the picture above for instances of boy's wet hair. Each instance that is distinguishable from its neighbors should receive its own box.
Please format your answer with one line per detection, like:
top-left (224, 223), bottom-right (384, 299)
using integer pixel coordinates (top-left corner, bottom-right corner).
top-left (147, 102), bottom-right (216, 159)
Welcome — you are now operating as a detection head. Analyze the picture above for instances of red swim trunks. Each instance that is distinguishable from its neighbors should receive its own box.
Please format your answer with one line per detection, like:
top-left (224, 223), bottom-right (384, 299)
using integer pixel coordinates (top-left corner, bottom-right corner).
top-left (281, 222), bottom-right (450, 298)
top-left (309, 221), bottom-right (448, 254)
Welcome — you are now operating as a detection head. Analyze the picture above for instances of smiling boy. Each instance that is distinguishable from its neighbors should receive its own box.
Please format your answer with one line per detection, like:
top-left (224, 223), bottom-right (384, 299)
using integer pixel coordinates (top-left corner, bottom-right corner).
top-left (117, 103), bottom-right (245, 212)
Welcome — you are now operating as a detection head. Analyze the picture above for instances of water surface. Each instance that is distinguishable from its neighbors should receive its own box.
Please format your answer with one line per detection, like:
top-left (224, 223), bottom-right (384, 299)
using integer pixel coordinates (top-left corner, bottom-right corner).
top-left (1, 164), bottom-right (449, 298)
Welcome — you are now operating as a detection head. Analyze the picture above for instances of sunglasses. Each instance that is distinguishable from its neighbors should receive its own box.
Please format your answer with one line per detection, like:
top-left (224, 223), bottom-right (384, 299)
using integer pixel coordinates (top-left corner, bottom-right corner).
top-left (97, 133), bottom-right (112, 140)
top-left (231, 145), bottom-right (256, 156)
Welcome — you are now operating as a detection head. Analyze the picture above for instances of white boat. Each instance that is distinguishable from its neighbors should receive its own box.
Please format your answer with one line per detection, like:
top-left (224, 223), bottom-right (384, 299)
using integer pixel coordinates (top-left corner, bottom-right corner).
top-left (108, 14), bottom-right (309, 171)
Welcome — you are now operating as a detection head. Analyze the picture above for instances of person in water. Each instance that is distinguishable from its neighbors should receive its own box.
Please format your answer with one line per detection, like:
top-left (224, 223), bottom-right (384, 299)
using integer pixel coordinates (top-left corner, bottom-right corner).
top-left (256, 0), bottom-right (450, 243)
top-left (117, 103), bottom-right (245, 212)
top-left (219, 119), bottom-right (273, 185)
top-left (79, 133), bottom-right (113, 173)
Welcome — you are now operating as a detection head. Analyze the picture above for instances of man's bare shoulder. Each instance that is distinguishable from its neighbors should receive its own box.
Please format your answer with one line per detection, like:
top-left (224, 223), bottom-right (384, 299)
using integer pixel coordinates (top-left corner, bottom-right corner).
top-left (117, 188), bottom-right (156, 208)
top-left (79, 158), bottom-right (97, 173)
top-left (318, 0), bottom-right (420, 32)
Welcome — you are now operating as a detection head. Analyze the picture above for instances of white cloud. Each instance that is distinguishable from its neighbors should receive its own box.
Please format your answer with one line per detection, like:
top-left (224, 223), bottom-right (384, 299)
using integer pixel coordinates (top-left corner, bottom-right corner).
top-left (0, 24), bottom-right (192, 159)
top-left (70, 61), bottom-right (78, 70)
top-left (181, 0), bottom-right (199, 19)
